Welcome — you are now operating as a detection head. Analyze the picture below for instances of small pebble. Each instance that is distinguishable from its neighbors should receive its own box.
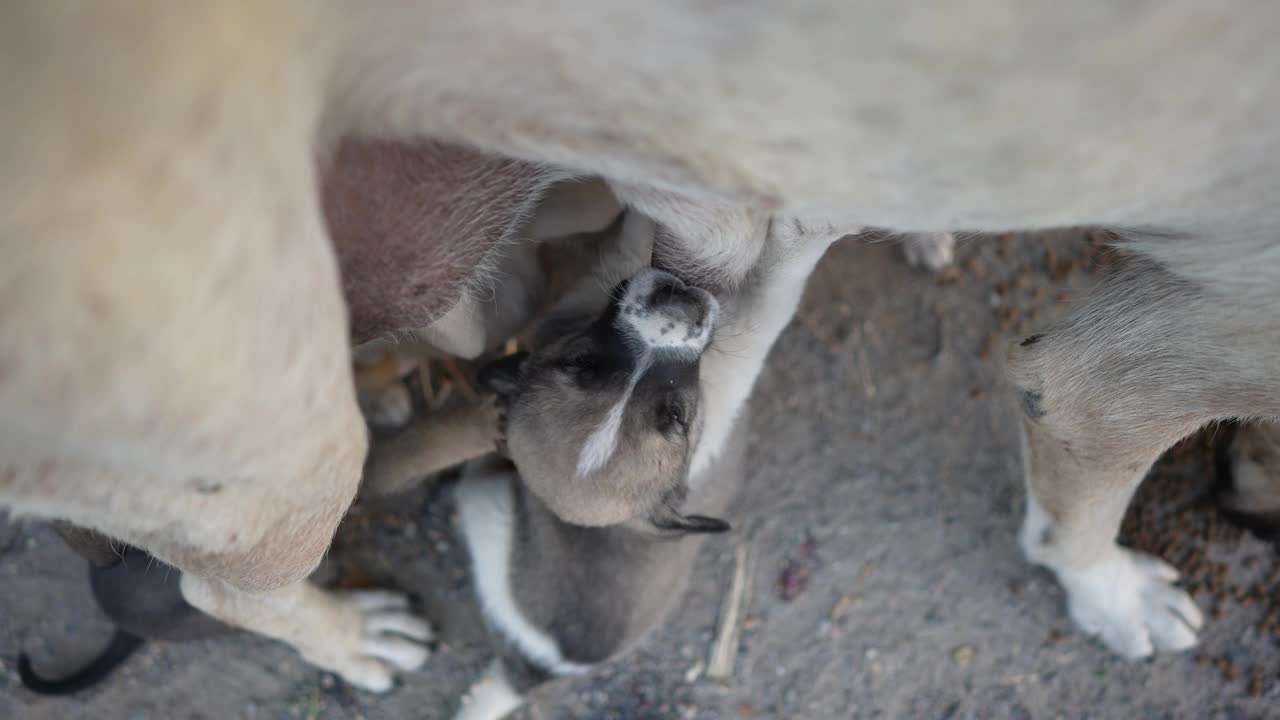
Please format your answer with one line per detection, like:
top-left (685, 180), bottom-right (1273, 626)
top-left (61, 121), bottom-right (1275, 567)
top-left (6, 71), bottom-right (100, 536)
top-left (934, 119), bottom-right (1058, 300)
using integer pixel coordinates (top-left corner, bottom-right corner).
top-left (783, 686), bottom-right (799, 709)
top-left (951, 644), bottom-right (975, 667)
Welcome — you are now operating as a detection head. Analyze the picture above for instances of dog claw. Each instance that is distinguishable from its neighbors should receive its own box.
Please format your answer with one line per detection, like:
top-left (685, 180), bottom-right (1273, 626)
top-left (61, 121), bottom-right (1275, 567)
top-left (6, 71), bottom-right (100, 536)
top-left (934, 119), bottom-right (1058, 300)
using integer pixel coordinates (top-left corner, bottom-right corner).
top-left (305, 589), bottom-right (433, 693)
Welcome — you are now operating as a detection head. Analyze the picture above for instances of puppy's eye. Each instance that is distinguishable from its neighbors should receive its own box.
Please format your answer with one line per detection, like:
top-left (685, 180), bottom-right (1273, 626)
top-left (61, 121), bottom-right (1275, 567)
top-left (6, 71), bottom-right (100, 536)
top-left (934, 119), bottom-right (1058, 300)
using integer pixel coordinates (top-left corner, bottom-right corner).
top-left (661, 400), bottom-right (688, 433)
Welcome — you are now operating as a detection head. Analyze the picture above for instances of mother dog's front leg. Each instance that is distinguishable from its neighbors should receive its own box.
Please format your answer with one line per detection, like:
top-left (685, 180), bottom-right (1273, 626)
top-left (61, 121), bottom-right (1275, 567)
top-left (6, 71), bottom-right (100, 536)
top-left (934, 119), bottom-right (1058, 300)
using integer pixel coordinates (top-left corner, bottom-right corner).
top-left (1003, 254), bottom-right (1280, 658)
top-left (180, 577), bottom-right (430, 693)
top-left (1013, 408), bottom-right (1203, 659)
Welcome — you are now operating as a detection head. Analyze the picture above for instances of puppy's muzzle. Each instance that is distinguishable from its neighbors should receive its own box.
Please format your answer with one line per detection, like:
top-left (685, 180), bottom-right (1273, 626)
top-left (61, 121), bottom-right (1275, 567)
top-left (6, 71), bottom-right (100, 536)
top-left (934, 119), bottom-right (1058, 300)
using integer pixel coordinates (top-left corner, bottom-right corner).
top-left (647, 274), bottom-right (712, 327)
top-left (619, 269), bottom-right (719, 351)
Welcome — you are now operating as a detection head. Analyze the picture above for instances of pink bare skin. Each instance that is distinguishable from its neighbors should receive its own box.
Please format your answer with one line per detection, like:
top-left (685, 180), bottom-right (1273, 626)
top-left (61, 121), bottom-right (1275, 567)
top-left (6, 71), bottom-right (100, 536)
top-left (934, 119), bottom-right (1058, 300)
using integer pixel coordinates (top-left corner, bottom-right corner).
top-left (323, 139), bottom-right (560, 345)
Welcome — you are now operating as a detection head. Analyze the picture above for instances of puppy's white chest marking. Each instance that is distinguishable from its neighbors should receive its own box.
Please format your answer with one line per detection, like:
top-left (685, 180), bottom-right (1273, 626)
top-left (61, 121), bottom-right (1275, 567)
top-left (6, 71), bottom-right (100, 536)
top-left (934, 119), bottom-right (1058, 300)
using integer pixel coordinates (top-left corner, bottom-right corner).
top-left (455, 473), bottom-right (592, 676)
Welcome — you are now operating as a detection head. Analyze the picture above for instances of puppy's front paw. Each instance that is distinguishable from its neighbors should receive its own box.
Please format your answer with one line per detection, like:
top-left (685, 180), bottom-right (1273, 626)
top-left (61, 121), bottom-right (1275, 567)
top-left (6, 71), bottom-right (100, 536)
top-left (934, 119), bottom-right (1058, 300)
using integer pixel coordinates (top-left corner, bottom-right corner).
top-left (902, 232), bottom-right (956, 271)
top-left (305, 590), bottom-right (433, 693)
top-left (1059, 547), bottom-right (1202, 659)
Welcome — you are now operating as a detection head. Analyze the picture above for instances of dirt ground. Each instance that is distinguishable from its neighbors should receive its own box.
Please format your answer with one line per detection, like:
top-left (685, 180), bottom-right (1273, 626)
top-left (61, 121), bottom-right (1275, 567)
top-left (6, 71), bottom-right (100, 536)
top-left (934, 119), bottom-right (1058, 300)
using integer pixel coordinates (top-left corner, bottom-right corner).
top-left (2, 233), bottom-right (1276, 720)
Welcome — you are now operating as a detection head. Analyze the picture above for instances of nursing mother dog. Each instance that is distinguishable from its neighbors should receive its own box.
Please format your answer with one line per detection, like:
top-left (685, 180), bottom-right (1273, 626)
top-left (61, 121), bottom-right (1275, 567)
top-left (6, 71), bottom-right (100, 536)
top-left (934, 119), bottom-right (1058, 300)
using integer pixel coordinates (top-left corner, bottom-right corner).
top-left (4, 0), bottom-right (1280, 691)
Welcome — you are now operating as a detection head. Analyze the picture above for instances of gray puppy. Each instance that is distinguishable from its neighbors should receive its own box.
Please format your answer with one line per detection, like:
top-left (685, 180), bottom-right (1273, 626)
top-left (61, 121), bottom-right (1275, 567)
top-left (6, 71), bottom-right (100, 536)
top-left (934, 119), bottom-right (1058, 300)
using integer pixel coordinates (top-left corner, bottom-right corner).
top-left (438, 213), bottom-right (840, 719)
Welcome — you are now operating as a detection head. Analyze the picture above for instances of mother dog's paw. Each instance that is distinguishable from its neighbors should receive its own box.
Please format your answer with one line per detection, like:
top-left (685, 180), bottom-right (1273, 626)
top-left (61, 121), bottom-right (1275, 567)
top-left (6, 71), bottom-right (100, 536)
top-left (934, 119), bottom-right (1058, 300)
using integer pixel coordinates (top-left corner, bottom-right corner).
top-left (306, 590), bottom-right (433, 693)
top-left (1059, 547), bottom-right (1202, 659)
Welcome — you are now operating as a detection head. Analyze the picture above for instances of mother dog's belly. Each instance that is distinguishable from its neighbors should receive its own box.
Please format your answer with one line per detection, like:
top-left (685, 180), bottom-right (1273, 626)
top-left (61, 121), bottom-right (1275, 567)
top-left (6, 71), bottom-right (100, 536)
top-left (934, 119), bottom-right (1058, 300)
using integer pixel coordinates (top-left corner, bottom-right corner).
top-left (323, 140), bottom-right (563, 345)
top-left (343, 0), bottom-right (1280, 236)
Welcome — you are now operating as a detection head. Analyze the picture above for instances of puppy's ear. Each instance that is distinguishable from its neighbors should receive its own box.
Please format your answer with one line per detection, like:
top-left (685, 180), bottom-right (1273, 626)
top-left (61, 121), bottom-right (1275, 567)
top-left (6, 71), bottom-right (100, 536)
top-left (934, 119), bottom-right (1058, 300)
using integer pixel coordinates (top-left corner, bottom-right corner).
top-left (478, 352), bottom-right (529, 395)
top-left (649, 504), bottom-right (731, 536)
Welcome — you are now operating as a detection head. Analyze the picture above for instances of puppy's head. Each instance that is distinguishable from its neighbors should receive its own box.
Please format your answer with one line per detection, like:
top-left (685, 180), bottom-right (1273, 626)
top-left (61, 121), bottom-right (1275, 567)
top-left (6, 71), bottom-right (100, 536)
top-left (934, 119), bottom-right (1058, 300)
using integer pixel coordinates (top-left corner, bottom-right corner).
top-left (481, 268), bottom-right (726, 533)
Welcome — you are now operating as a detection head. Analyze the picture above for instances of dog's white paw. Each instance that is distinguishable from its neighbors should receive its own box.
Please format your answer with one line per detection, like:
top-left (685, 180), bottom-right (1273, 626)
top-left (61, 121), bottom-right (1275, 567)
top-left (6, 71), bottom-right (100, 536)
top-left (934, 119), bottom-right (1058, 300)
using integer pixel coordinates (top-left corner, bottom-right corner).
top-left (1058, 548), bottom-right (1202, 659)
top-left (902, 232), bottom-right (956, 271)
top-left (453, 662), bottom-right (525, 720)
top-left (307, 590), bottom-right (433, 693)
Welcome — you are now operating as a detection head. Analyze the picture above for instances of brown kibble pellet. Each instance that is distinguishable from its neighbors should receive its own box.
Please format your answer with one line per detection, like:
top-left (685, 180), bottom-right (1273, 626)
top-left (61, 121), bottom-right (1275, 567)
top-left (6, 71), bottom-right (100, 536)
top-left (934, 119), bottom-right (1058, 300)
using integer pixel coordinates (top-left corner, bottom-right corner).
top-left (970, 387), bottom-right (985, 399)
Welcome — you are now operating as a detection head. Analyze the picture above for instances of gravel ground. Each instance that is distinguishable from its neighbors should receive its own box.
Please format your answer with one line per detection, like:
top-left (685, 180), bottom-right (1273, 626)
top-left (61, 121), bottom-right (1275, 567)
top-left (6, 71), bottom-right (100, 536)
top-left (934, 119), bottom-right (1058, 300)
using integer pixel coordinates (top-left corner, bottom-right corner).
top-left (2, 233), bottom-right (1275, 719)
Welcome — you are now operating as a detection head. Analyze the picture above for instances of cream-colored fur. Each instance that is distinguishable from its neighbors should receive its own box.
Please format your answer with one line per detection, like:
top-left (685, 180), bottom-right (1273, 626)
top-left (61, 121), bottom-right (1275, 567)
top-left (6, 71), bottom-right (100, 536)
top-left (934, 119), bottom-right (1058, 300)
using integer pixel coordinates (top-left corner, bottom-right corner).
top-left (6, 0), bottom-right (1280, 688)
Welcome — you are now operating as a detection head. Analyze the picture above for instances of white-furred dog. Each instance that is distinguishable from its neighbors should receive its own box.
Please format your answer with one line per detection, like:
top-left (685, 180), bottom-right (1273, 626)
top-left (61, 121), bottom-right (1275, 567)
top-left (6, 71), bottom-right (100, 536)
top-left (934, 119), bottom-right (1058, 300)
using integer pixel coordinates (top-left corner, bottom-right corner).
top-left (4, 1), bottom-right (1280, 689)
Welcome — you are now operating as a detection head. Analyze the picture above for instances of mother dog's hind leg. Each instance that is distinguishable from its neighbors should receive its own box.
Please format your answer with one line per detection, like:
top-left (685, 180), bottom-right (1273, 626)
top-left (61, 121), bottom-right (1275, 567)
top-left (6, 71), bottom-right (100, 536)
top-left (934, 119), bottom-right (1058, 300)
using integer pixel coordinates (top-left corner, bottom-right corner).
top-left (1006, 253), bottom-right (1280, 658)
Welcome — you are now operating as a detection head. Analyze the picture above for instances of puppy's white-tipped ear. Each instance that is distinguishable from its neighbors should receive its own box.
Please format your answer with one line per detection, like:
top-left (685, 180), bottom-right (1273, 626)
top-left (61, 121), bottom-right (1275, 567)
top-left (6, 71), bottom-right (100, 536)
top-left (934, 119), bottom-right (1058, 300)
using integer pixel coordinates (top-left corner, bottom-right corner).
top-left (477, 352), bottom-right (529, 396)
